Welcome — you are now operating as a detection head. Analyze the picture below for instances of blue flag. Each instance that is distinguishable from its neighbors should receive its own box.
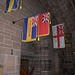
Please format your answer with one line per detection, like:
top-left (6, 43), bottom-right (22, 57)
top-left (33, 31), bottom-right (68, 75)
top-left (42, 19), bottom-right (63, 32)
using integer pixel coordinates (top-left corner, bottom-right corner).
top-left (22, 14), bottom-right (38, 42)
top-left (4, 0), bottom-right (19, 14)
top-left (65, 33), bottom-right (72, 47)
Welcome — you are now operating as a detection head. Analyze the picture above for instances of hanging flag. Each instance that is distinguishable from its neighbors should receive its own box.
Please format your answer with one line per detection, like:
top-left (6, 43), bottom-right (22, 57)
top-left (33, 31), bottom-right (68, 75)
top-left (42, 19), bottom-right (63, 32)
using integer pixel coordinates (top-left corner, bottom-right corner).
top-left (37, 12), bottom-right (51, 37)
top-left (4, 0), bottom-right (20, 14)
top-left (52, 24), bottom-right (65, 48)
top-left (22, 14), bottom-right (38, 42)
top-left (65, 33), bottom-right (72, 47)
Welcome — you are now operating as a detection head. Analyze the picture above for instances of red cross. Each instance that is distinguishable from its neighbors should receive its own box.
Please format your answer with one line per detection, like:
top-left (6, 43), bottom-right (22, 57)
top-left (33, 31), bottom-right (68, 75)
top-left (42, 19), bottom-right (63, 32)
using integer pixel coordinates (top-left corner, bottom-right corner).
top-left (53, 25), bottom-right (64, 48)
top-left (33, 16), bottom-right (37, 27)
top-left (44, 13), bottom-right (49, 22)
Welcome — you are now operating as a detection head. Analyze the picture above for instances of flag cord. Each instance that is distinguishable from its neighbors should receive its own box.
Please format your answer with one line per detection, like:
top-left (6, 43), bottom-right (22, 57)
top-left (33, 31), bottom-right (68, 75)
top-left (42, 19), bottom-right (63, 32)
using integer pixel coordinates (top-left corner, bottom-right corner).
top-left (12, 18), bottom-right (24, 24)
top-left (37, 15), bottom-right (40, 41)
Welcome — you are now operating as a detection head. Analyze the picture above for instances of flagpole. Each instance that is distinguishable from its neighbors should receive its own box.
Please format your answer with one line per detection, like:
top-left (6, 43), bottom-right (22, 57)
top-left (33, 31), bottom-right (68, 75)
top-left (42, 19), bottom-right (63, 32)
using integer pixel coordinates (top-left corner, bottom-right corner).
top-left (12, 18), bottom-right (24, 24)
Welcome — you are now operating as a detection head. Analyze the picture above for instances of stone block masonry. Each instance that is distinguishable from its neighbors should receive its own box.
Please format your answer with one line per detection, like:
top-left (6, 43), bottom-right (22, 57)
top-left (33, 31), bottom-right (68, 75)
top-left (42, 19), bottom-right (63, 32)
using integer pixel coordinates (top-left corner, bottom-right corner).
top-left (0, 0), bottom-right (45, 75)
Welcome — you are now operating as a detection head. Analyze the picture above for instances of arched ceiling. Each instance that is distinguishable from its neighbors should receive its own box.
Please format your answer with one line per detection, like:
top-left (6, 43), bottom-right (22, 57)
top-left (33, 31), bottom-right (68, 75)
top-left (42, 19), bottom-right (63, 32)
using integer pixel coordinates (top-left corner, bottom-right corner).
top-left (38, 0), bottom-right (75, 27)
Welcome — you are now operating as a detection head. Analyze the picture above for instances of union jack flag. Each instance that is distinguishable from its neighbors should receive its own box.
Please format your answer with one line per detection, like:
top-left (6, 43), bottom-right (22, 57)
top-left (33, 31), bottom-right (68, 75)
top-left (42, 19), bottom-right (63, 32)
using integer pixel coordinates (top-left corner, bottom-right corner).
top-left (59, 25), bottom-right (64, 35)
top-left (42, 12), bottom-right (49, 23)
top-left (32, 16), bottom-right (38, 27)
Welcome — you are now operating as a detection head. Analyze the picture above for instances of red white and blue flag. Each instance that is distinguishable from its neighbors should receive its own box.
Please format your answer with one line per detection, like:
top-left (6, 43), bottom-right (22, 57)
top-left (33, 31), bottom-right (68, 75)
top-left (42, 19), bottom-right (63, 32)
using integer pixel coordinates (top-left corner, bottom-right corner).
top-left (42, 13), bottom-right (49, 23)
top-left (32, 16), bottom-right (38, 27)
top-left (52, 24), bottom-right (65, 48)
top-left (22, 14), bottom-right (38, 42)
top-left (37, 12), bottom-right (50, 36)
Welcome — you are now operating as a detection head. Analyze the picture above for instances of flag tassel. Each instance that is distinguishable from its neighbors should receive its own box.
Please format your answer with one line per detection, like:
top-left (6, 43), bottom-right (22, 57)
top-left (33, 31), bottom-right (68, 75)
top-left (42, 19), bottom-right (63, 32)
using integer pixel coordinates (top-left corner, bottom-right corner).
top-left (37, 37), bottom-right (40, 41)
top-left (37, 15), bottom-right (40, 41)
top-left (19, 0), bottom-right (22, 9)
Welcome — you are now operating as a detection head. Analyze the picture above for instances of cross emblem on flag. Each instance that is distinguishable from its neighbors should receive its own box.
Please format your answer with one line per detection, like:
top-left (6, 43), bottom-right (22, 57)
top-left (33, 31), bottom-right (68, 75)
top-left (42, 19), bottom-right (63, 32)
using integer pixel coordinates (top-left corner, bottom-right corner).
top-left (59, 25), bottom-right (64, 35)
top-left (52, 24), bottom-right (65, 48)
top-left (32, 16), bottom-right (38, 27)
top-left (42, 12), bottom-right (49, 23)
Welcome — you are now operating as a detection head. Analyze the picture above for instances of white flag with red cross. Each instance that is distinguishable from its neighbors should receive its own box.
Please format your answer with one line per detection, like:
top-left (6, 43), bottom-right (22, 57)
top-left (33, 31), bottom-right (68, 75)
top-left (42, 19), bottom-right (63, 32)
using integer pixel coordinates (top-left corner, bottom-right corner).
top-left (52, 24), bottom-right (65, 48)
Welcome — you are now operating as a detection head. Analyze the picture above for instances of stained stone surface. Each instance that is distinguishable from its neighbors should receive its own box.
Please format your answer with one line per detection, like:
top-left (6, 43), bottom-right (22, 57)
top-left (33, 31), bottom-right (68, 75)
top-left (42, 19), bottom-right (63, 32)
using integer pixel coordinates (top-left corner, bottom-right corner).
top-left (0, 0), bottom-right (75, 75)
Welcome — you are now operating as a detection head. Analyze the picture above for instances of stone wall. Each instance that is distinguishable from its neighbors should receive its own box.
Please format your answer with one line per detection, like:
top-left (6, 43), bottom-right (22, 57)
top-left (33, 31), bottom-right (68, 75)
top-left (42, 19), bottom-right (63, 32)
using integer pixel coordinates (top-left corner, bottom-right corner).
top-left (0, 0), bottom-right (45, 75)
top-left (21, 0), bottom-right (75, 75)
top-left (0, 0), bottom-right (74, 75)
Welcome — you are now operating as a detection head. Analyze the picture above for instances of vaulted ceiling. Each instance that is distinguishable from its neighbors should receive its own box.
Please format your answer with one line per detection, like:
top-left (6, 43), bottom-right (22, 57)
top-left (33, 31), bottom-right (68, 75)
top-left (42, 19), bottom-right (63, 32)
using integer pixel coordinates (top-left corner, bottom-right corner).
top-left (38, 0), bottom-right (75, 31)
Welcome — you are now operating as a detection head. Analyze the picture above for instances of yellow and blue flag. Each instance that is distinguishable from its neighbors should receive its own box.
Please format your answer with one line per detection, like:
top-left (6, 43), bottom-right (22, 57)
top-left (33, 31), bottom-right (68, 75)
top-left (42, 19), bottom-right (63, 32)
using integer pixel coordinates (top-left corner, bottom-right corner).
top-left (65, 33), bottom-right (72, 47)
top-left (22, 14), bottom-right (38, 42)
top-left (4, 0), bottom-right (19, 14)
